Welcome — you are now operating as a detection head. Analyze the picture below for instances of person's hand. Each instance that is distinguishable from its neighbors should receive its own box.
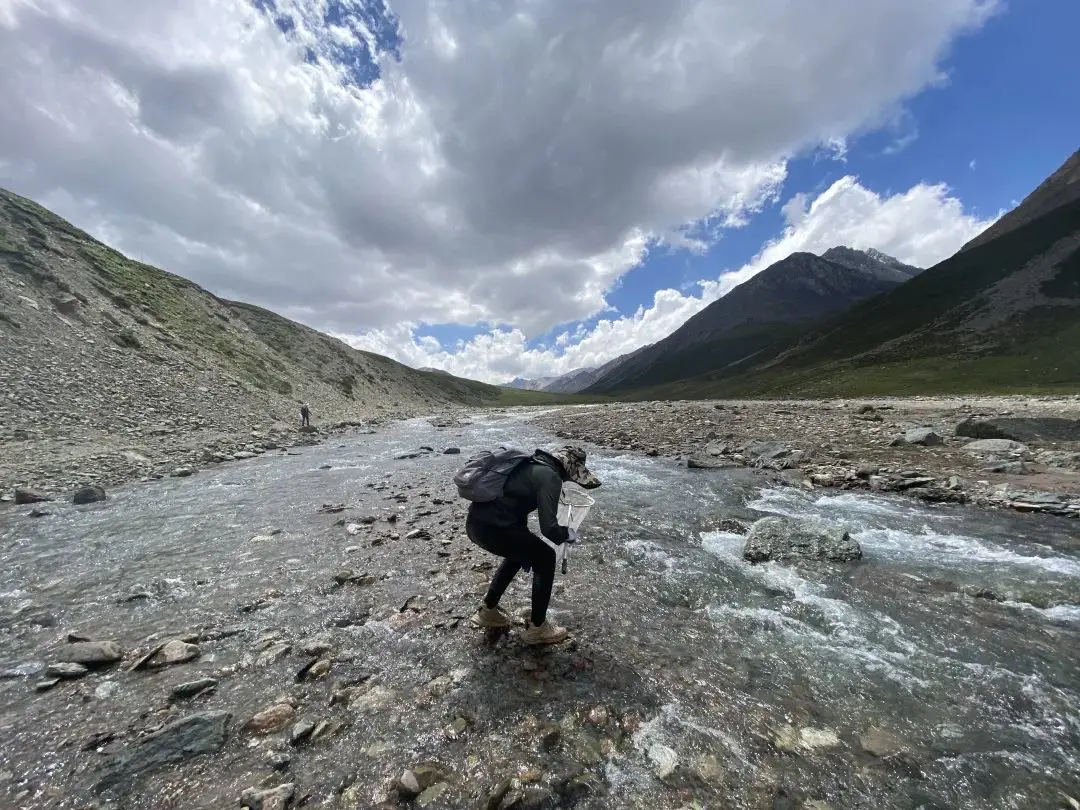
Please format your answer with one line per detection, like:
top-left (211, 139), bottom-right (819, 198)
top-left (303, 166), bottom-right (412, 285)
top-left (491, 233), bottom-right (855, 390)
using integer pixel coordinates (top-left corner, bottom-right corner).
top-left (567, 528), bottom-right (581, 545)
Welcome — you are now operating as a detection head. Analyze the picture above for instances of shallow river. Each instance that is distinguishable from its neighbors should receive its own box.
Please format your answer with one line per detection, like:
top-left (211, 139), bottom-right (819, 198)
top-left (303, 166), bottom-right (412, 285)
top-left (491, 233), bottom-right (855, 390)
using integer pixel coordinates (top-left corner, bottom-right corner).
top-left (1, 408), bottom-right (1078, 809)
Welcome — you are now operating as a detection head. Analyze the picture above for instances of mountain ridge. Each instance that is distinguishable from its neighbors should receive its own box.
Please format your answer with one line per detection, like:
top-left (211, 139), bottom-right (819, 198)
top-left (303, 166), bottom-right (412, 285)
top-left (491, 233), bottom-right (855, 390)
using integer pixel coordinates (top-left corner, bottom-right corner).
top-left (585, 246), bottom-right (923, 393)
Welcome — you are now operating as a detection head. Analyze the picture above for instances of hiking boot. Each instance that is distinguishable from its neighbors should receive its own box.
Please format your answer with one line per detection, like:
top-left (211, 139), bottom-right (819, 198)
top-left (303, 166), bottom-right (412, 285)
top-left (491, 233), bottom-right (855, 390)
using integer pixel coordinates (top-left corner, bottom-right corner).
top-left (521, 621), bottom-right (569, 646)
top-left (470, 605), bottom-right (512, 629)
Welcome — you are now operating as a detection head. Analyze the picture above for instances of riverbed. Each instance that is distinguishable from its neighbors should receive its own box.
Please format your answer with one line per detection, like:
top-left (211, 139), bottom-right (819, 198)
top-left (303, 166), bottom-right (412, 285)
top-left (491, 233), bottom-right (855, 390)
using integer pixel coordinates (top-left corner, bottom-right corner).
top-left (1, 408), bottom-right (1077, 809)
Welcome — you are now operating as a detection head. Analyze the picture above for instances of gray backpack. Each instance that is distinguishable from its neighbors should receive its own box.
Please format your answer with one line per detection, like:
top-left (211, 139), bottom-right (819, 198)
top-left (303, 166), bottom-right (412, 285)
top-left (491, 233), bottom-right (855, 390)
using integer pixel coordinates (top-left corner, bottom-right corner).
top-left (453, 447), bottom-right (534, 502)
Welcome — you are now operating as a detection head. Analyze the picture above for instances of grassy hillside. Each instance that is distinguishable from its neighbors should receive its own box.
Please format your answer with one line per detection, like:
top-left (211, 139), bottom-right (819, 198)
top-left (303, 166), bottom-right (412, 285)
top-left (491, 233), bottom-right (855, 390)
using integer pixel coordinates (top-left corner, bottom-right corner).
top-left (0, 187), bottom-right (571, 450)
top-left (635, 195), bottom-right (1080, 399)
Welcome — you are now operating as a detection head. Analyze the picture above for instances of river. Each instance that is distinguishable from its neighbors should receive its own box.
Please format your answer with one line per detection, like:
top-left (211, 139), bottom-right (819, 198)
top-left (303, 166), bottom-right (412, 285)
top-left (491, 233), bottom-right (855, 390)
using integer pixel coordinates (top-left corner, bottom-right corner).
top-left (1, 408), bottom-right (1078, 809)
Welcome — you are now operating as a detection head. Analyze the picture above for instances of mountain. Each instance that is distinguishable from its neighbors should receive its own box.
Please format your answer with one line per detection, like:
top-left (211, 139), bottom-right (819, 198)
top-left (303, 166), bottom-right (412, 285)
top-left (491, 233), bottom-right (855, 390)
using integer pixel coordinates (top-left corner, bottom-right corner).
top-left (821, 246), bottom-right (922, 282)
top-left (585, 247), bottom-right (923, 393)
top-left (505, 376), bottom-right (559, 391)
top-left (960, 148), bottom-right (1080, 252)
top-left (632, 149), bottom-right (1080, 398)
top-left (0, 187), bottom-right (512, 461)
top-left (542, 367), bottom-right (600, 394)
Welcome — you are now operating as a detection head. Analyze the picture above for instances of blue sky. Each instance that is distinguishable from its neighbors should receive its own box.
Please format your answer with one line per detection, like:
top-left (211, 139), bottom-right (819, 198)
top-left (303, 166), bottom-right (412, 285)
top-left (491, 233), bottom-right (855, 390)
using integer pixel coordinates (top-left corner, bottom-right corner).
top-left (3, 0), bottom-right (1076, 384)
top-left (416, 1), bottom-right (1079, 361)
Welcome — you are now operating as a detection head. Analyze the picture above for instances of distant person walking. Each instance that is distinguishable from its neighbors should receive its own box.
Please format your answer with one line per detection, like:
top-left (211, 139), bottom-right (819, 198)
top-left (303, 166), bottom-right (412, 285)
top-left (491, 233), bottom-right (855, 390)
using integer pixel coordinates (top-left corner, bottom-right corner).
top-left (300, 403), bottom-right (311, 427)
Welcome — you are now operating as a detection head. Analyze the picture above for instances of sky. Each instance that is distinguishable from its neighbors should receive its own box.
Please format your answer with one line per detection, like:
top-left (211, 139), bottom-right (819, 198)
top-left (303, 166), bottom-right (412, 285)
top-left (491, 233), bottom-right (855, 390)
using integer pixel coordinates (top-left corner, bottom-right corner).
top-left (0, 1), bottom-right (1076, 385)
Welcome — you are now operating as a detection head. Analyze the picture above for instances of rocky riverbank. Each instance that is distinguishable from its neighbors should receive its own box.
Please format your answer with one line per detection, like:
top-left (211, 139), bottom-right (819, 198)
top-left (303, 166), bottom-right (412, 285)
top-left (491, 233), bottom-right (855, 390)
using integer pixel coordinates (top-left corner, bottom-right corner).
top-left (532, 396), bottom-right (1080, 520)
top-left (2, 410), bottom-right (1079, 809)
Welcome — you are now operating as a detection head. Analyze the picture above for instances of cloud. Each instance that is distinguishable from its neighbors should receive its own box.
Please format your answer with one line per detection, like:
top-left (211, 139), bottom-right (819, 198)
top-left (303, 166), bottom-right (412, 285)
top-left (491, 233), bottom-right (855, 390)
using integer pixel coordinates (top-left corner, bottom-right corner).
top-left (344, 176), bottom-right (998, 382)
top-left (0, 0), bottom-right (995, 343)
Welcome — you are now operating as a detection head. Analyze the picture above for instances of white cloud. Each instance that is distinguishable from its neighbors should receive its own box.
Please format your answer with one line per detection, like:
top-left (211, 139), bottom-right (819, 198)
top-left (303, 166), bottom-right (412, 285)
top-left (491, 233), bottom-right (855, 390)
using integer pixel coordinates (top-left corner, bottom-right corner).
top-left (345, 176), bottom-right (998, 383)
top-left (0, 0), bottom-right (996, 346)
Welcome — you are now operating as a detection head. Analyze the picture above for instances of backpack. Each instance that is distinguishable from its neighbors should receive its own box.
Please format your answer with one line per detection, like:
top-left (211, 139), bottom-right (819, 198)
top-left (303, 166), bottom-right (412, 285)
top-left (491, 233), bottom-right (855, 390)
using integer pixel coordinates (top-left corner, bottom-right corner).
top-left (453, 447), bottom-right (534, 502)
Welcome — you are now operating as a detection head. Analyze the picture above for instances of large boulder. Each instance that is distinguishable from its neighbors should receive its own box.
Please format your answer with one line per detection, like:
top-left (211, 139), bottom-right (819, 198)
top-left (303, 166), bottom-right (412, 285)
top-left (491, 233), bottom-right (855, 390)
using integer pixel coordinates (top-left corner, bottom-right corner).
top-left (743, 516), bottom-right (862, 564)
top-left (15, 487), bottom-right (50, 505)
top-left (746, 441), bottom-right (797, 470)
top-left (95, 711), bottom-right (231, 793)
top-left (73, 486), bottom-right (107, 505)
top-left (955, 417), bottom-right (1080, 443)
top-left (893, 428), bottom-right (942, 447)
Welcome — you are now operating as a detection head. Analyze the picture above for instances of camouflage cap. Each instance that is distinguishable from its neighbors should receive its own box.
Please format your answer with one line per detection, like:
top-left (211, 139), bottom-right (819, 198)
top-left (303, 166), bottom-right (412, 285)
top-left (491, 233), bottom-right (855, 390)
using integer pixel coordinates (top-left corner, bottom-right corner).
top-left (550, 445), bottom-right (601, 489)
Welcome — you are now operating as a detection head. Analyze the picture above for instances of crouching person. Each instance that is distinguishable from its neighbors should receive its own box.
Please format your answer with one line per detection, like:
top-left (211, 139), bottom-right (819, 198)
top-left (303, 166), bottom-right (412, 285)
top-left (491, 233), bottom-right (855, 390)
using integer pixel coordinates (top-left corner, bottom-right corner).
top-left (465, 446), bottom-right (600, 645)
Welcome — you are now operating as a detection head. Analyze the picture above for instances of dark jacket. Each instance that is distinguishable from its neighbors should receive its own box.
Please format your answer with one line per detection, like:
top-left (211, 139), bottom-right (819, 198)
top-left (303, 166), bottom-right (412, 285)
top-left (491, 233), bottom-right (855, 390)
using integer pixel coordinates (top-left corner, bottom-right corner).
top-left (467, 451), bottom-right (570, 544)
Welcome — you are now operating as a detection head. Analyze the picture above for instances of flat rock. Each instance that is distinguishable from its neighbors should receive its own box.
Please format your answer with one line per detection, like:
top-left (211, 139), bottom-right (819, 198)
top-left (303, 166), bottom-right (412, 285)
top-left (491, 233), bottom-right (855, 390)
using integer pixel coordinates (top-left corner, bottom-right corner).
top-left (744, 516), bottom-right (861, 563)
top-left (46, 662), bottom-right (89, 679)
top-left (962, 438), bottom-right (1029, 454)
top-left (860, 727), bottom-right (909, 758)
top-left (57, 641), bottom-right (123, 665)
top-left (170, 678), bottom-right (218, 700)
top-left (95, 711), bottom-right (231, 792)
top-left (240, 782), bottom-right (295, 810)
top-left (687, 455), bottom-right (739, 470)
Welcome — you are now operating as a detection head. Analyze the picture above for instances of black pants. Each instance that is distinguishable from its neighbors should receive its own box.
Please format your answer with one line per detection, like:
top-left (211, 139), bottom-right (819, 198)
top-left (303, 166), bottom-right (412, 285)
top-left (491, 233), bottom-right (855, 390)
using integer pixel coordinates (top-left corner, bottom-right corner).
top-left (466, 516), bottom-right (556, 627)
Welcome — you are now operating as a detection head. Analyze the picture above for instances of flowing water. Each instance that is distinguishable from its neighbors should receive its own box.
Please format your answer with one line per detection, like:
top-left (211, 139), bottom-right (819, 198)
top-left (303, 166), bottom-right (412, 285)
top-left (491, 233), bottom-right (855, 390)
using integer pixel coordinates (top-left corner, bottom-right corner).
top-left (0, 409), bottom-right (1078, 809)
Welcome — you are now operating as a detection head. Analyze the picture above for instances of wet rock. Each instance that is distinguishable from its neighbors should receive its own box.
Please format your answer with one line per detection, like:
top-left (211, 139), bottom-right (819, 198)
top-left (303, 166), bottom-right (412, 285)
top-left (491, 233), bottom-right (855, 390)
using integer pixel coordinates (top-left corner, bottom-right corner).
top-left (717, 518), bottom-right (750, 534)
top-left (398, 763), bottom-right (452, 800)
top-left (95, 711), bottom-right (231, 793)
top-left (417, 782), bottom-right (450, 806)
top-left (962, 439), bottom-right (1029, 454)
top-left (860, 727), bottom-right (909, 758)
top-left (58, 641), bottom-right (123, 665)
top-left (158, 640), bottom-right (200, 665)
top-left (443, 447), bottom-right (461, 454)
top-left (35, 678), bottom-right (61, 692)
top-left (169, 678), bottom-right (218, 700)
top-left (46, 662), bottom-right (89, 679)
top-left (73, 486), bottom-right (107, 505)
top-left (648, 743), bottom-right (678, 779)
top-left (246, 703), bottom-right (297, 734)
top-left (288, 719), bottom-right (316, 746)
top-left (14, 487), bottom-right (50, 505)
top-left (956, 416), bottom-right (1080, 442)
top-left (256, 642), bottom-right (292, 667)
top-left (170, 466), bottom-right (195, 477)
top-left (267, 751), bottom-right (292, 771)
top-left (743, 516), bottom-right (861, 563)
top-left (240, 782), bottom-right (295, 810)
top-left (296, 657), bottom-right (331, 681)
top-left (773, 725), bottom-right (841, 752)
top-left (687, 455), bottom-right (739, 470)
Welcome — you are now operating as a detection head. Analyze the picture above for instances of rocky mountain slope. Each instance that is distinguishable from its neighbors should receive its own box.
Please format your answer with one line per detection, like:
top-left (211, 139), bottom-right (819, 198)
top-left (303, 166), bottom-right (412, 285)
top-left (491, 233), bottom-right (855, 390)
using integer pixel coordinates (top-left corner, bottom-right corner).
top-left (586, 247), bottom-right (922, 393)
top-left (637, 150), bottom-right (1080, 399)
top-left (961, 147), bottom-right (1080, 252)
top-left (0, 188), bottom-right (510, 495)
